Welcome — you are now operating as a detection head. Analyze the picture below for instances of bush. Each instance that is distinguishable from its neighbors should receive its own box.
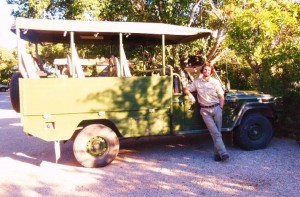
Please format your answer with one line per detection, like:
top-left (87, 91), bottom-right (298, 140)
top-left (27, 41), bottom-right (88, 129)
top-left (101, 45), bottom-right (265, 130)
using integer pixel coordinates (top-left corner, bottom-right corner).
top-left (276, 90), bottom-right (300, 140)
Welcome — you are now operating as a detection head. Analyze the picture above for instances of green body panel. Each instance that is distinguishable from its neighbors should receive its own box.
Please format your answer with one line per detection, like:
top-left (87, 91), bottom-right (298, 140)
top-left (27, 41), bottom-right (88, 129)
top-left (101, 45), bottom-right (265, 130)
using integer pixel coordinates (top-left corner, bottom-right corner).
top-left (171, 94), bottom-right (241, 134)
top-left (19, 75), bottom-right (276, 141)
top-left (172, 94), bottom-right (206, 132)
top-left (20, 76), bottom-right (172, 141)
top-left (171, 94), bottom-right (185, 131)
top-left (222, 90), bottom-right (275, 129)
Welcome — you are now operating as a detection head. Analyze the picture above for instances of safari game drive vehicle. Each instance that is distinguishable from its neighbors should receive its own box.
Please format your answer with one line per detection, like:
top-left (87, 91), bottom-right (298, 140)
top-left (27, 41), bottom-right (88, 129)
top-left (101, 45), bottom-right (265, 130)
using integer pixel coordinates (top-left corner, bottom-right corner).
top-left (10, 18), bottom-right (277, 168)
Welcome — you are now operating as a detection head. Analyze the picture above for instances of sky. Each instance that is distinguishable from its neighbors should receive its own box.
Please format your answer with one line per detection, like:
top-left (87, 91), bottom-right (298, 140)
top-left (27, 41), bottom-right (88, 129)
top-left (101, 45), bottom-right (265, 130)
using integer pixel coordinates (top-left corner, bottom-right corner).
top-left (0, 0), bottom-right (17, 51)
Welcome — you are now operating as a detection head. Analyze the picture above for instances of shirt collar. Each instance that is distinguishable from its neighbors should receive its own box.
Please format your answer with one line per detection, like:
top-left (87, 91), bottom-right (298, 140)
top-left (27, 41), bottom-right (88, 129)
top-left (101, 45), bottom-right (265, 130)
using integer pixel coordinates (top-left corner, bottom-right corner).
top-left (199, 76), bottom-right (210, 82)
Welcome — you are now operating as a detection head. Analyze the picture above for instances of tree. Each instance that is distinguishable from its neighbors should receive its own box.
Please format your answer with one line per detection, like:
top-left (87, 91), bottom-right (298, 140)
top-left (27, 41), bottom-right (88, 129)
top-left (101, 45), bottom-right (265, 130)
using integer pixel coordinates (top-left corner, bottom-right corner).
top-left (225, 0), bottom-right (300, 93)
top-left (0, 47), bottom-right (17, 84)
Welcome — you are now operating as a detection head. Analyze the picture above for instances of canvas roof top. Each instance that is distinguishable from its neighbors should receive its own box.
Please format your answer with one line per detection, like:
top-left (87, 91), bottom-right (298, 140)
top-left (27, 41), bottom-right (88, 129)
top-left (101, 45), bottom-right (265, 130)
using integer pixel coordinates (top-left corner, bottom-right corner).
top-left (11, 18), bottom-right (212, 45)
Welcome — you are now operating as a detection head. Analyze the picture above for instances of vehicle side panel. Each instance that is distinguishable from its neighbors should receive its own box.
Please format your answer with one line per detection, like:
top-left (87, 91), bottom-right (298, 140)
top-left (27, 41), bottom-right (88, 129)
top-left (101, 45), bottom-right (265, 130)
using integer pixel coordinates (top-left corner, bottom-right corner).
top-left (19, 76), bottom-right (172, 141)
top-left (172, 93), bottom-right (208, 134)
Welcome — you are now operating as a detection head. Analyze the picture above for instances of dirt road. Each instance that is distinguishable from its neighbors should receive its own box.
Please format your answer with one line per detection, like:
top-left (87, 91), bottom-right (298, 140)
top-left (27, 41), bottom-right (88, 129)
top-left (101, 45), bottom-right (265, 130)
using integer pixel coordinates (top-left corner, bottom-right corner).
top-left (0, 91), bottom-right (299, 197)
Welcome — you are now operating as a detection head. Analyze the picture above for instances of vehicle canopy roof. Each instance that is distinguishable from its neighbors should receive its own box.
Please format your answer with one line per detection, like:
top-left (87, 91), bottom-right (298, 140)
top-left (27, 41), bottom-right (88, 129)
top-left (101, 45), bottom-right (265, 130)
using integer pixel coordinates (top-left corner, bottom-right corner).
top-left (11, 18), bottom-right (212, 45)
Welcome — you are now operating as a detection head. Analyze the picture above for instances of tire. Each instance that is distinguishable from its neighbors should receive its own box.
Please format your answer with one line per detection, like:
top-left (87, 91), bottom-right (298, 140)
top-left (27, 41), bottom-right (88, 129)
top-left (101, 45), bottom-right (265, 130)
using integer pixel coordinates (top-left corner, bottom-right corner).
top-left (235, 114), bottom-right (273, 150)
top-left (10, 72), bottom-right (22, 113)
top-left (73, 124), bottom-right (119, 168)
top-left (0, 87), bottom-right (6, 92)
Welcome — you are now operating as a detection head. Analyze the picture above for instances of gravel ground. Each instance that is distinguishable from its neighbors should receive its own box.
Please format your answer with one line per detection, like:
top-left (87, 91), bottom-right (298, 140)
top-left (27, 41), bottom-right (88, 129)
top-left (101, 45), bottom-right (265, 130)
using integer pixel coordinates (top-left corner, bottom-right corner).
top-left (0, 91), bottom-right (299, 197)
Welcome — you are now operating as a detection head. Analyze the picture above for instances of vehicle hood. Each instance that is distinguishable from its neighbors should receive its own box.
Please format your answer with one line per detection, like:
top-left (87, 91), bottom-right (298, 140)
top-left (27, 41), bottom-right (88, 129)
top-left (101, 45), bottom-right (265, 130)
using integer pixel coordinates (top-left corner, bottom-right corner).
top-left (226, 90), bottom-right (274, 101)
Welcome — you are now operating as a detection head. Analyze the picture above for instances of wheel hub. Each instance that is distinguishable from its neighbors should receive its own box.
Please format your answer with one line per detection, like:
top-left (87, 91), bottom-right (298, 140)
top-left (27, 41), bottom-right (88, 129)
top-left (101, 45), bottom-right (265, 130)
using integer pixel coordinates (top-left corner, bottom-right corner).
top-left (247, 124), bottom-right (263, 140)
top-left (87, 136), bottom-right (107, 156)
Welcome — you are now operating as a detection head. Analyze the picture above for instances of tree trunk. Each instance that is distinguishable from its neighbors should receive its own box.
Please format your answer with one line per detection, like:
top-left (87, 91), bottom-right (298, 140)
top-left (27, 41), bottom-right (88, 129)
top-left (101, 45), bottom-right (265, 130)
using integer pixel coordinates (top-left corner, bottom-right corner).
top-left (206, 29), bottom-right (225, 62)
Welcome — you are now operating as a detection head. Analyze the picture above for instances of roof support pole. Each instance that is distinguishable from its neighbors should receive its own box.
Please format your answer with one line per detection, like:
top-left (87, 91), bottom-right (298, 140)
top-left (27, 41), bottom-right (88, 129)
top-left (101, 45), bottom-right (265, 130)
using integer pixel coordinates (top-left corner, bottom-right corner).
top-left (162, 34), bottom-right (166, 76)
top-left (16, 27), bottom-right (21, 62)
top-left (70, 32), bottom-right (75, 78)
top-left (16, 27), bottom-right (27, 78)
top-left (35, 43), bottom-right (38, 56)
top-left (119, 33), bottom-right (124, 77)
top-left (142, 45), bottom-right (145, 71)
top-left (34, 43), bottom-right (44, 71)
top-left (16, 27), bottom-right (21, 74)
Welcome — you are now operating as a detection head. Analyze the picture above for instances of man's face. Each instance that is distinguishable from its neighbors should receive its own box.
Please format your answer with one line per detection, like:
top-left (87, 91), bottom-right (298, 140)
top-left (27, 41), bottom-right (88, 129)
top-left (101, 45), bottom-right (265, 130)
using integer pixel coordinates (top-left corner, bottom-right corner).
top-left (202, 66), bottom-right (211, 77)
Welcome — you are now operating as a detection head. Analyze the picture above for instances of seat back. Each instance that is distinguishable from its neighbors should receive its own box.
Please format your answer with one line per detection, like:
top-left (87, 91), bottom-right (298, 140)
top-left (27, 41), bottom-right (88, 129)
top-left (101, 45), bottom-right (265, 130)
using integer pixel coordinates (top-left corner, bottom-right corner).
top-left (20, 45), bottom-right (40, 79)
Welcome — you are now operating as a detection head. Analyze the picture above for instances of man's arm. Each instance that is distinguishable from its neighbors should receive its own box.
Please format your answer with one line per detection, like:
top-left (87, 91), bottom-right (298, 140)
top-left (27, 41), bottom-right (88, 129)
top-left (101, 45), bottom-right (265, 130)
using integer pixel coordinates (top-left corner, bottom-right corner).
top-left (183, 87), bottom-right (191, 95)
top-left (183, 87), bottom-right (196, 103)
top-left (215, 79), bottom-right (225, 109)
top-left (218, 94), bottom-right (225, 109)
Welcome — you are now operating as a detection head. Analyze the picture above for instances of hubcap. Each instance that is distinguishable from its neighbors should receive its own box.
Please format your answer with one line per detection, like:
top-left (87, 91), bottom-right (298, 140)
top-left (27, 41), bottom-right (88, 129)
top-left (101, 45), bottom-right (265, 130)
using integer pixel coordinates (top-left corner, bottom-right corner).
top-left (87, 136), bottom-right (107, 157)
top-left (247, 124), bottom-right (263, 140)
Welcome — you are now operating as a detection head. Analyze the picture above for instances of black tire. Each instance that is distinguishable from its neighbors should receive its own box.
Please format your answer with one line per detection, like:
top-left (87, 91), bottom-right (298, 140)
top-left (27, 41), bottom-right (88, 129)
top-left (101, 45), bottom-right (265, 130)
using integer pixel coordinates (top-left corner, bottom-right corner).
top-left (235, 114), bottom-right (273, 150)
top-left (0, 87), bottom-right (6, 92)
top-left (10, 72), bottom-right (22, 113)
top-left (73, 124), bottom-right (119, 168)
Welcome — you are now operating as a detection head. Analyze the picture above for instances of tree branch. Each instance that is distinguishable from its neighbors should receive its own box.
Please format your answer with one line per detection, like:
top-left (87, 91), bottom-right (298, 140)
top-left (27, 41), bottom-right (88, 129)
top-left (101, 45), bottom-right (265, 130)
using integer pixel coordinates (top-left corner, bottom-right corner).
top-left (207, 0), bottom-right (225, 21)
top-left (188, 0), bottom-right (202, 27)
top-left (207, 29), bottom-right (226, 62)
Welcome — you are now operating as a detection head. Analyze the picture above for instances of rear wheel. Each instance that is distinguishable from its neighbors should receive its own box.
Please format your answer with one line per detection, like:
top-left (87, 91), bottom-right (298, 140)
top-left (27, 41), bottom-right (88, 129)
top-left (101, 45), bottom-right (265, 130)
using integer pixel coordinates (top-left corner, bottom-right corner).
top-left (10, 72), bottom-right (22, 113)
top-left (235, 114), bottom-right (273, 150)
top-left (73, 124), bottom-right (119, 168)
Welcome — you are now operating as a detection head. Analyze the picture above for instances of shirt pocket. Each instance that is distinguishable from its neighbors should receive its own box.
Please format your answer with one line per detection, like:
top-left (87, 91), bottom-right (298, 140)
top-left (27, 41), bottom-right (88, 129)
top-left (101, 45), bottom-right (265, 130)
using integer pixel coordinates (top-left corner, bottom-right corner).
top-left (205, 83), bottom-right (215, 90)
top-left (196, 84), bottom-right (205, 94)
top-left (204, 85), bottom-right (216, 95)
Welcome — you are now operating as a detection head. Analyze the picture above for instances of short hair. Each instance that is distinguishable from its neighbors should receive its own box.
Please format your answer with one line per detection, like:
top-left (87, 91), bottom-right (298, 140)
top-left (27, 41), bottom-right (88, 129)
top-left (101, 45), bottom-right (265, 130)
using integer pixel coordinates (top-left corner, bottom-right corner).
top-left (201, 63), bottom-right (215, 75)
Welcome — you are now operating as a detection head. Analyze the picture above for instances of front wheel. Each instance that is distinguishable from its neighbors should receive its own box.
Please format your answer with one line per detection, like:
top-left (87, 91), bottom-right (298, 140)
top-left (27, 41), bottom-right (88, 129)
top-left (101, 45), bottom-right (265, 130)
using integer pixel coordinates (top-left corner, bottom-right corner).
top-left (235, 114), bottom-right (273, 150)
top-left (73, 124), bottom-right (119, 168)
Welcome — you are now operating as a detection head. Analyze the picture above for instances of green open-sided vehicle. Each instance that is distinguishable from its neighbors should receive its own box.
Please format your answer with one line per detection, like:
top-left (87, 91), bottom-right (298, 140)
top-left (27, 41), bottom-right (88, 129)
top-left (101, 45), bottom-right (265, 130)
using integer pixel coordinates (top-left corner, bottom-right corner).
top-left (10, 18), bottom-right (277, 167)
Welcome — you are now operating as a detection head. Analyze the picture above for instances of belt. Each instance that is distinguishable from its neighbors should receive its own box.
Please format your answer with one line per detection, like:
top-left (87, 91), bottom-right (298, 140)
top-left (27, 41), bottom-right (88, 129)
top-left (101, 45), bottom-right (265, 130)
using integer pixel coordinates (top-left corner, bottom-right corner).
top-left (200, 103), bottom-right (219, 108)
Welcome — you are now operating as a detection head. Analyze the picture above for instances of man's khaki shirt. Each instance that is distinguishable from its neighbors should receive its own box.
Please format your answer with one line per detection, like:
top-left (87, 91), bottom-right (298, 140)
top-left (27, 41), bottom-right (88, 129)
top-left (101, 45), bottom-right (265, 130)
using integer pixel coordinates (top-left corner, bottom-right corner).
top-left (186, 77), bottom-right (224, 106)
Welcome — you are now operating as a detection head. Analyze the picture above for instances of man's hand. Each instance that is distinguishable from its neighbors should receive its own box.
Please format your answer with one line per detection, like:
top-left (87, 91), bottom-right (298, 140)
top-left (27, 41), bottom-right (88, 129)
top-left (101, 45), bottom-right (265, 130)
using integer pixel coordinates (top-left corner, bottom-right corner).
top-left (183, 88), bottom-right (196, 104)
top-left (188, 94), bottom-right (196, 103)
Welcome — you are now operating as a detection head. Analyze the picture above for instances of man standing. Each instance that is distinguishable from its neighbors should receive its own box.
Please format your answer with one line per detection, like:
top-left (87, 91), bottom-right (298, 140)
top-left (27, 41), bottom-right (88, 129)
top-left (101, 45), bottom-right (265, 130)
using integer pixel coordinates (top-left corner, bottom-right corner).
top-left (183, 63), bottom-right (229, 162)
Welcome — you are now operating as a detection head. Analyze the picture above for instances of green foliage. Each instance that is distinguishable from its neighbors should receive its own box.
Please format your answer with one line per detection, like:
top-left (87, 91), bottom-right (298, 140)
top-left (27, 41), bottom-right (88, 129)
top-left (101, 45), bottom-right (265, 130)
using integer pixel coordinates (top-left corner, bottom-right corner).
top-left (0, 47), bottom-right (17, 84)
top-left (99, 0), bottom-right (196, 25)
top-left (7, 0), bottom-right (50, 18)
top-left (38, 43), bottom-right (68, 64)
top-left (223, 0), bottom-right (300, 138)
top-left (225, 0), bottom-right (300, 94)
top-left (218, 62), bottom-right (254, 91)
top-left (276, 89), bottom-right (300, 138)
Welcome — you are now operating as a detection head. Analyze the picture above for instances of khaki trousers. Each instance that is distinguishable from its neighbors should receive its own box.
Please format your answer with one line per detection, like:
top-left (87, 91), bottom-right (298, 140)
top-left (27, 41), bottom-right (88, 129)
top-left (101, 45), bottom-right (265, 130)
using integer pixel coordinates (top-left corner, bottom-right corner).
top-left (200, 106), bottom-right (228, 156)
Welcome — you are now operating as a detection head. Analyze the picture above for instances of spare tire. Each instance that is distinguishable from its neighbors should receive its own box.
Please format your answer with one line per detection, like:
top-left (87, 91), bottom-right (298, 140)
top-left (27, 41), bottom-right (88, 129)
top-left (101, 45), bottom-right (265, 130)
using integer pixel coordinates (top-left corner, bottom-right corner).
top-left (10, 72), bottom-right (22, 113)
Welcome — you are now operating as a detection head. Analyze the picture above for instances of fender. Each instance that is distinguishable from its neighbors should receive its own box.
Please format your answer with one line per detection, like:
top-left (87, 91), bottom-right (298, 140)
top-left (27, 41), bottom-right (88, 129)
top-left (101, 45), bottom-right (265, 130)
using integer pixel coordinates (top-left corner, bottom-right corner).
top-left (222, 102), bottom-right (277, 132)
top-left (235, 102), bottom-right (277, 127)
